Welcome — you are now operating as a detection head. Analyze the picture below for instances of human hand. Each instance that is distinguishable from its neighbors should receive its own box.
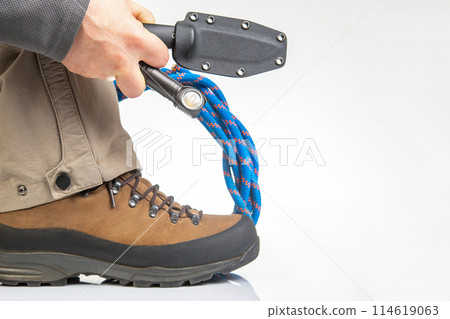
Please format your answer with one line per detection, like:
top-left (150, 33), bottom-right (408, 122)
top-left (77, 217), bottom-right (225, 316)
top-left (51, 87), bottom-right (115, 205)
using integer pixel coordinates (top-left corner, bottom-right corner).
top-left (62, 0), bottom-right (169, 98)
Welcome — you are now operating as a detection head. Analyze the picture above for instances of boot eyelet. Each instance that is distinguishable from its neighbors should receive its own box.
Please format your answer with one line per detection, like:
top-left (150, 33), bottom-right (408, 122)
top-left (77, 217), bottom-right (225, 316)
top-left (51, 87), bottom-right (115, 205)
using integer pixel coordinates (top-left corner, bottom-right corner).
top-left (112, 181), bottom-right (122, 195)
top-left (191, 214), bottom-right (200, 226)
top-left (128, 194), bottom-right (140, 208)
top-left (148, 204), bottom-right (159, 218)
top-left (170, 212), bottom-right (180, 224)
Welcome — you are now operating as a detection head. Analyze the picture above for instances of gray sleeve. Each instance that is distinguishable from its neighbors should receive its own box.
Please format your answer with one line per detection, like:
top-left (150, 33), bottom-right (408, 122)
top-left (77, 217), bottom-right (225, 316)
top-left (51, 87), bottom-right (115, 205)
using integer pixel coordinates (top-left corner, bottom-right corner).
top-left (0, 0), bottom-right (91, 62)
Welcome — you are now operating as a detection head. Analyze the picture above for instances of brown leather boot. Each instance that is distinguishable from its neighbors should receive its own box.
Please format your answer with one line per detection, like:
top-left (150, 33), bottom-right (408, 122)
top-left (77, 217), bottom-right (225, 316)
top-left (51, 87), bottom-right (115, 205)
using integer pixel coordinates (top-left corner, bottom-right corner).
top-left (0, 170), bottom-right (259, 287)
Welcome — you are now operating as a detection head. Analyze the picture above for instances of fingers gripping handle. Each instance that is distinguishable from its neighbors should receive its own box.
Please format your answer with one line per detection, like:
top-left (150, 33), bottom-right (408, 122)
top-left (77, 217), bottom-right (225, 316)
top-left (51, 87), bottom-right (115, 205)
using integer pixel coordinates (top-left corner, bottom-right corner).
top-left (139, 62), bottom-right (205, 118)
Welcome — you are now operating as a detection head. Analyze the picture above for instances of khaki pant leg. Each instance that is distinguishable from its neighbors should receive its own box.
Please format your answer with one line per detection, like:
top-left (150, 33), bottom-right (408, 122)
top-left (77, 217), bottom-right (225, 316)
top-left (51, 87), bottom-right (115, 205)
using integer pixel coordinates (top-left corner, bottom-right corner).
top-left (0, 44), bottom-right (139, 213)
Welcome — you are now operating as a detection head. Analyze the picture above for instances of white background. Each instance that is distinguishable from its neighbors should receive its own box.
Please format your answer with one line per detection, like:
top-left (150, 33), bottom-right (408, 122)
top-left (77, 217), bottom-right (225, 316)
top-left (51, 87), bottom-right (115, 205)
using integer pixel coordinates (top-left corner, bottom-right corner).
top-left (3, 0), bottom-right (450, 301)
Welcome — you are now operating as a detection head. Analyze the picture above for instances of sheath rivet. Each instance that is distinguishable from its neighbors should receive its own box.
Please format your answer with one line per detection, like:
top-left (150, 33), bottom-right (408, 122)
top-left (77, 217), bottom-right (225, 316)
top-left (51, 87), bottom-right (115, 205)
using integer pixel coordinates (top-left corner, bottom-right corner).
top-left (236, 67), bottom-right (246, 77)
top-left (189, 13), bottom-right (199, 21)
top-left (277, 32), bottom-right (286, 42)
top-left (275, 57), bottom-right (285, 66)
top-left (241, 20), bottom-right (251, 30)
top-left (201, 62), bottom-right (211, 71)
top-left (206, 15), bottom-right (215, 24)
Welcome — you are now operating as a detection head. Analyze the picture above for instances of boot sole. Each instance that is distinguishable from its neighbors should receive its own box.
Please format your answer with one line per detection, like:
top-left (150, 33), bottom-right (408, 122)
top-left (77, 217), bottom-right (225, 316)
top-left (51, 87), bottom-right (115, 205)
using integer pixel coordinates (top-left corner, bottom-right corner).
top-left (0, 237), bottom-right (259, 288)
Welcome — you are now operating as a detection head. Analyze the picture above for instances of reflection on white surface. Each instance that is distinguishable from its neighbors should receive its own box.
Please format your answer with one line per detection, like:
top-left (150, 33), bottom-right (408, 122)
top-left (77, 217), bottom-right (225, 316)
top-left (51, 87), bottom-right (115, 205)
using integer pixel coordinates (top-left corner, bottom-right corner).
top-left (0, 274), bottom-right (259, 301)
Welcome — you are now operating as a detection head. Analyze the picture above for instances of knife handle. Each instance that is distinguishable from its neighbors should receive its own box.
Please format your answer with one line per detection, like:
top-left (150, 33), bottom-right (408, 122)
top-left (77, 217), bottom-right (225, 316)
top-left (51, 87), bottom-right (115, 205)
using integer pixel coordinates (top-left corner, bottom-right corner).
top-left (143, 24), bottom-right (175, 49)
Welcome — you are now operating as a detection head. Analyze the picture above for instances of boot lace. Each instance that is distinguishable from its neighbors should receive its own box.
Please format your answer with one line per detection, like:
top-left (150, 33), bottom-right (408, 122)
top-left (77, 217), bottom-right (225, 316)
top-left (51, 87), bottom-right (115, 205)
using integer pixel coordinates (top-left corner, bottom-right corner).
top-left (106, 171), bottom-right (202, 225)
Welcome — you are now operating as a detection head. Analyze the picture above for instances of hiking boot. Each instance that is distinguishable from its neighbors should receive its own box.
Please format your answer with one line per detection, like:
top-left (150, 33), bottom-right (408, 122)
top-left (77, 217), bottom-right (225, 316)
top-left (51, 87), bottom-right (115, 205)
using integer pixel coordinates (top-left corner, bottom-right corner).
top-left (0, 170), bottom-right (259, 287)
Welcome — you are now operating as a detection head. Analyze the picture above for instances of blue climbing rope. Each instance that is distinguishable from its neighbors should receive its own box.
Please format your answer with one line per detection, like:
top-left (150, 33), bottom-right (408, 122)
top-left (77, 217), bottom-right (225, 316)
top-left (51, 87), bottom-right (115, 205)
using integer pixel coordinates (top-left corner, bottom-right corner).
top-left (115, 65), bottom-right (260, 224)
